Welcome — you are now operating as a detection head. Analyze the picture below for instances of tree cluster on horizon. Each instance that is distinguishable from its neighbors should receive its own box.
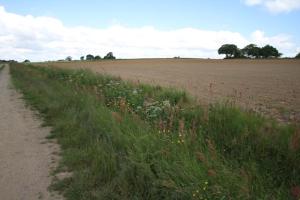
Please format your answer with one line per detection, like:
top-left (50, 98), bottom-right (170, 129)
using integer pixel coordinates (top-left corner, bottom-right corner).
top-left (80, 52), bottom-right (116, 61)
top-left (218, 44), bottom-right (282, 59)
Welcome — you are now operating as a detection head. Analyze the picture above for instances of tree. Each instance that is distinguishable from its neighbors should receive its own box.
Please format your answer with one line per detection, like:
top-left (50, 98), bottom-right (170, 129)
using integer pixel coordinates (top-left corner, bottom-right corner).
top-left (103, 52), bottom-right (116, 60)
top-left (95, 55), bottom-right (102, 60)
top-left (260, 45), bottom-right (281, 58)
top-left (65, 56), bottom-right (72, 61)
top-left (86, 54), bottom-right (95, 60)
top-left (80, 56), bottom-right (85, 61)
top-left (295, 52), bottom-right (300, 59)
top-left (242, 44), bottom-right (261, 58)
top-left (218, 44), bottom-right (240, 58)
top-left (23, 59), bottom-right (30, 63)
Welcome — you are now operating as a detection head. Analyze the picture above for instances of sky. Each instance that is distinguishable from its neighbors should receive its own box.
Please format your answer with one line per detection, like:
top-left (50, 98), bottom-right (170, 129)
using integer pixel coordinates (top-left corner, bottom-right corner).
top-left (0, 0), bottom-right (300, 61)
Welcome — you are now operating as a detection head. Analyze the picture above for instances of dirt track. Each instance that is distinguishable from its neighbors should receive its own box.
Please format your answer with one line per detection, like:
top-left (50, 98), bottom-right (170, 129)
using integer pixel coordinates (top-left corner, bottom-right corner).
top-left (0, 65), bottom-right (61, 200)
top-left (42, 59), bottom-right (300, 122)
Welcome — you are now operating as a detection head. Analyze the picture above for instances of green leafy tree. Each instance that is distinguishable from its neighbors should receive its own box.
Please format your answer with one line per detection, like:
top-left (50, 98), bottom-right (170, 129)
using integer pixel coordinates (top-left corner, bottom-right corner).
top-left (65, 56), bottom-right (72, 61)
top-left (104, 52), bottom-right (116, 60)
top-left (242, 44), bottom-right (261, 58)
top-left (86, 54), bottom-right (95, 60)
top-left (23, 59), bottom-right (30, 63)
top-left (80, 56), bottom-right (85, 61)
top-left (218, 44), bottom-right (240, 58)
top-left (95, 55), bottom-right (102, 60)
top-left (295, 52), bottom-right (300, 59)
top-left (260, 45), bottom-right (281, 58)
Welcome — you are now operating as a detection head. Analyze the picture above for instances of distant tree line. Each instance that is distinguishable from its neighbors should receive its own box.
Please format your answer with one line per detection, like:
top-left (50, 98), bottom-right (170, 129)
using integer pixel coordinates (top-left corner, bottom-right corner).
top-left (78, 52), bottom-right (116, 61)
top-left (0, 59), bottom-right (18, 63)
top-left (218, 44), bottom-right (284, 59)
top-left (64, 52), bottom-right (116, 62)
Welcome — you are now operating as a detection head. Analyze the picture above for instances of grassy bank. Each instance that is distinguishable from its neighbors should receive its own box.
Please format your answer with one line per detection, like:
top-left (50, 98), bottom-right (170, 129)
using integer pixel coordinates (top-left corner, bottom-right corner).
top-left (0, 64), bottom-right (5, 71)
top-left (10, 63), bottom-right (300, 199)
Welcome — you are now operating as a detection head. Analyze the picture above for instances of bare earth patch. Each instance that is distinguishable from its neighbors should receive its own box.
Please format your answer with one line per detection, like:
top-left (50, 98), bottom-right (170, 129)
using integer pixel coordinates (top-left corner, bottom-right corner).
top-left (40, 59), bottom-right (300, 123)
top-left (0, 65), bottom-right (62, 200)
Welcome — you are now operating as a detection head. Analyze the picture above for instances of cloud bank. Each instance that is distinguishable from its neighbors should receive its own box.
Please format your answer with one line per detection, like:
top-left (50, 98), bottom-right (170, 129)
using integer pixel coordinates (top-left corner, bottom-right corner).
top-left (244, 0), bottom-right (300, 13)
top-left (0, 6), bottom-right (297, 61)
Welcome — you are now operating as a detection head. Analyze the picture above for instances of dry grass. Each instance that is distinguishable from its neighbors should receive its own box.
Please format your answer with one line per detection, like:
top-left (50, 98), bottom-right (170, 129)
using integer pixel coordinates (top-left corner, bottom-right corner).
top-left (36, 58), bottom-right (300, 123)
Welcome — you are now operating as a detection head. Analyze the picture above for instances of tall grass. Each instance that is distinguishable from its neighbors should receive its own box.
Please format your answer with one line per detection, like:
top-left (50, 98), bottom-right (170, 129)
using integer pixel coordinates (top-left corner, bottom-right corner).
top-left (10, 63), bottom-right (300, 199)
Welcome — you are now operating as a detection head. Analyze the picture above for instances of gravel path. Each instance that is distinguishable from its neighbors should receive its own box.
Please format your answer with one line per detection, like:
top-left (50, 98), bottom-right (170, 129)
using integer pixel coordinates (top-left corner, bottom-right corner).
top-left (0, 65), bottom-right (62, 200)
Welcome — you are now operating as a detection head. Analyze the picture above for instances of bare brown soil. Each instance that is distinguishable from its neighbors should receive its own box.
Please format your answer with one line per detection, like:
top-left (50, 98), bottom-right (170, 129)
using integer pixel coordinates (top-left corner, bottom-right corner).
top-left (38, 59), bottom-right (300, 123)
top-left (0, 65), bottom-right (62, 200)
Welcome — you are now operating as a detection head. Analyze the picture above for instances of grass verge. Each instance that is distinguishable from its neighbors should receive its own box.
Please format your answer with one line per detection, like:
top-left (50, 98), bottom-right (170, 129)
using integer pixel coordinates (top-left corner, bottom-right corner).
top-left (10, 63), bottom-right (300, 199)
top-left (0, 64), bottom-right (5, 71)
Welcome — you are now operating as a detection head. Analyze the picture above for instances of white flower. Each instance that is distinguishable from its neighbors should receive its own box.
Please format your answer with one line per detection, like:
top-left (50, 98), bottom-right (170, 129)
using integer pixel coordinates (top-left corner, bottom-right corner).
top-left (162, 100), bottom-right (171, 108)
top-left (132, 89), bottom-right (138, 95)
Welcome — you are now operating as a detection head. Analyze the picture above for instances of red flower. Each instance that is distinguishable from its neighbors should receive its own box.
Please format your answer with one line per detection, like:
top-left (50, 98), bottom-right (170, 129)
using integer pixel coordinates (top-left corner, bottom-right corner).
top-left (291, 186), bottom-right (300, 200)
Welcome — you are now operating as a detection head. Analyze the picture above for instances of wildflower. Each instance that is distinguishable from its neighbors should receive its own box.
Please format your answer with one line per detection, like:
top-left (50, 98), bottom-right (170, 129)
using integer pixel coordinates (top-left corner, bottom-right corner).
top-left (291, 186), bottom-right (300, 200)
top-left (132, 89), bottom-right (138, 95)
top-left (162, 100), bottom-right (171, 108)
top-left (205, 181), bottom-right (208, 185)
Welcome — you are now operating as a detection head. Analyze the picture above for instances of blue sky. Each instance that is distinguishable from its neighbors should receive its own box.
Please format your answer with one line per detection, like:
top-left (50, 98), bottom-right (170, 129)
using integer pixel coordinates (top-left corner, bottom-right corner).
top-left (0, 0), bottom-right (299, 60)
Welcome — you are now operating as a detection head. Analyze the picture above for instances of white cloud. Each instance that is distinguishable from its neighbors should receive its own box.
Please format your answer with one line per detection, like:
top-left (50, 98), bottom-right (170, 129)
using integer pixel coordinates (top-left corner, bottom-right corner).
top-left (0, 6), bottom-right (297, 61)
top-left (296, 47), bottom-right (300, 56)
top-left (251, 30), bottom-right (294, 49)
top-left (245, 0), bottom-right (264, 6)
top-left (244, 0), bottom-right (300, 13)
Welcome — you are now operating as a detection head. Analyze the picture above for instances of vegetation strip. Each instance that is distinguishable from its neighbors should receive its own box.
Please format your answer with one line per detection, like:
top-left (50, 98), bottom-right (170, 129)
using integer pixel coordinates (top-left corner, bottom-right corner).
top-left (10, 63), bottom-right (300, 199)
top-left (0, 64), bottom-right (5, 71)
